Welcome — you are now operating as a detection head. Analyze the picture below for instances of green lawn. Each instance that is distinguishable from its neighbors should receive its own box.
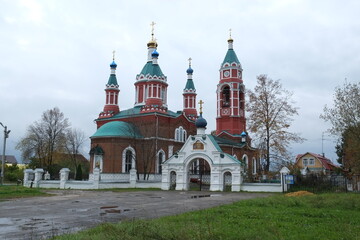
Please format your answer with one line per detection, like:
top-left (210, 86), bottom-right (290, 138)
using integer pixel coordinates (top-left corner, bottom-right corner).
top-left (56, 193), bottom-right (360, 240)
top-left (0, 185), bottom-right (48, 200)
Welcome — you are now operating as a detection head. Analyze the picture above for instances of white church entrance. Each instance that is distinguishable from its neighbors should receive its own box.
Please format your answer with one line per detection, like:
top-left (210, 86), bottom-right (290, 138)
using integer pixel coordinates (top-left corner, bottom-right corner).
top-left (187, 158), bottom-right (211, 191)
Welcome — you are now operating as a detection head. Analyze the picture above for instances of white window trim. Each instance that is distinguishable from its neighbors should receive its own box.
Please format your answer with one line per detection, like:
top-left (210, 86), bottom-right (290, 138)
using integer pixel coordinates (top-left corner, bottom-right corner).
top-left (242, 154), bottom-right (248, 171)
top-left (122, 146), bottom-right (136, 173)
top-left (156, 149), bottom-right (165, 174)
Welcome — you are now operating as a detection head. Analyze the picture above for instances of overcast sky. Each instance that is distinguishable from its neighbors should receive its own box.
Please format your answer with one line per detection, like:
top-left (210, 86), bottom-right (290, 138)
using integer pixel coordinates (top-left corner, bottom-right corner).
top-left (1, 0), bottom-right (359, 164)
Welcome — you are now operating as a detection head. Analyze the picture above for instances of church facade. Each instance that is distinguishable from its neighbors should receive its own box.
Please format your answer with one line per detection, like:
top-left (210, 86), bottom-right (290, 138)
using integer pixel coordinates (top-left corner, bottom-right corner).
top-left (89, 31), bottom-right (260, 190)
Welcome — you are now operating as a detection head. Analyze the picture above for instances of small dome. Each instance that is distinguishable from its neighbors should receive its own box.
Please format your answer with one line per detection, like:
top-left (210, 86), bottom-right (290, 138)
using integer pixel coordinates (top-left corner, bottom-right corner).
top-left (151, 50), bottom-right (159, 58)
top-left (195, 114), bottom-right (207, 128)
top-left (186, 67), bottom-right (193, 74)
top-left (110, 61), bottom-right (117, 68)
top-left (241, 131), bottom-right (247, 137)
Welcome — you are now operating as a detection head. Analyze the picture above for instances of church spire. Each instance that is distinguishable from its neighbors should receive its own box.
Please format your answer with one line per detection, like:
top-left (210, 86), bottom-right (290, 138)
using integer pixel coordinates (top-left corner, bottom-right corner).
top-left (183, 58), bottom-right (197, 120)
top-left (135, 22), bottom-right (168, 112)
top-left (216, 34), bottom-right (246, 140)
top-left (99, 52), bottom-right (120, 119)
top-left (147, 21), bottom-right (158, 61)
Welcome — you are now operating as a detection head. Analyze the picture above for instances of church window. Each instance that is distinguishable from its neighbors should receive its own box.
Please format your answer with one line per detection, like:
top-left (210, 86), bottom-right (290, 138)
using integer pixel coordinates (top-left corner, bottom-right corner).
top-left (242, 155), bottom-right (248, 171)
top-left (157, 150), bottom-right (165, 174)
top-left (252, 158), bottom-right (257, 174)
top-left (125, 150), bottom-right (132, 173)
top-left (222, 86), bottom-right (230, 107)
top-left (175, 127), bottom-right (187, 142)
top-left (122, 146), bottom-right (136, 173)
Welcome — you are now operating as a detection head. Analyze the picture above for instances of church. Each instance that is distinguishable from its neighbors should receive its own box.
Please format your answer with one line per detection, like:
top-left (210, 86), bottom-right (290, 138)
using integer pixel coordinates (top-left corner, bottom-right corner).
top-left (89, 29), bottom-right (260, 191)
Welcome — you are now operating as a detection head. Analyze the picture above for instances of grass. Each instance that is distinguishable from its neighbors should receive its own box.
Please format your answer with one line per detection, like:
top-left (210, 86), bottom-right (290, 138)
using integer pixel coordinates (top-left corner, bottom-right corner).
top-left (0, 185), bottom-right (49, 200)
top-left (55, 193), bottom-right (360, 240)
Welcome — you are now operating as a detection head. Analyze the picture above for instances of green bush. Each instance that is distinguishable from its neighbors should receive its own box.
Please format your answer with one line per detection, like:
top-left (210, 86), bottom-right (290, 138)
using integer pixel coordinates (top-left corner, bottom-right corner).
top-left (4, 164), bottom-right (24, 182)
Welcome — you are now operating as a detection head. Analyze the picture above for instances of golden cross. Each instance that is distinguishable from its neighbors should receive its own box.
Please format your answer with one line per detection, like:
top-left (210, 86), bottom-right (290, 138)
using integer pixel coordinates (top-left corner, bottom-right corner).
top-left (229, 28), bottom-right (232, 39)
top-left (150, 21), bottom-right (156, 40)
top-left (198, 100), bottom-right (204, 114)
top-left (188, 57), bottom-right (192, 66)
top-left (112, 50), bottom-right (115, 61)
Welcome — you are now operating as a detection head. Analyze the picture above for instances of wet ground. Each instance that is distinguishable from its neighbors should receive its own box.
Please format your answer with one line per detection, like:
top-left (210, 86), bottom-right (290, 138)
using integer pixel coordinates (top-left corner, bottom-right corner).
top-left (0, 190), bottom-right (272, 239)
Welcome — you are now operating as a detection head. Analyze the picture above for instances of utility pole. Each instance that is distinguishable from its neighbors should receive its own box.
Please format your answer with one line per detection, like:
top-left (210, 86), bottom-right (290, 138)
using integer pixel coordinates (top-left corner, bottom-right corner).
top-left (0, 122), bottom-right (11, 185)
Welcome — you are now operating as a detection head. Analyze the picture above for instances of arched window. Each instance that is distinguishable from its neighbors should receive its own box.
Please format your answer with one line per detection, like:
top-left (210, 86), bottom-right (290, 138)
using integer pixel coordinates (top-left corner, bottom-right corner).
top-left (157, 150), bottom-right (165, 174)
top-left (122, 146), bottom-right (136, 173)
top-left (175, 129), bottom-right (180, 141)
top-left (175, 126), bottom-right (187, 142)
top-left (242, 155), bottom-right (248, 172)
top-left (252, 158), bottom-right (257, 174)
top-left (222, 86), bottom-right (230, 106)
top-left (125, 150), bottom-right (132, 173)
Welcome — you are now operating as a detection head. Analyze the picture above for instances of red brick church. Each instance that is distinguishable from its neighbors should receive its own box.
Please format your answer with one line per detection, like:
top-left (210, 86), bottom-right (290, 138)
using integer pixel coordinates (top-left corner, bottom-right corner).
top-left (89, 31), bottom-right (259, 178)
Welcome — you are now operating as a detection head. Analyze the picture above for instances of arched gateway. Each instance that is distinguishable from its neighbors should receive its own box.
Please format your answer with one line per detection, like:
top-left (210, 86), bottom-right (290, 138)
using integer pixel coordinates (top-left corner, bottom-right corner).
top-left (161, 124), bottom-right (244, 192)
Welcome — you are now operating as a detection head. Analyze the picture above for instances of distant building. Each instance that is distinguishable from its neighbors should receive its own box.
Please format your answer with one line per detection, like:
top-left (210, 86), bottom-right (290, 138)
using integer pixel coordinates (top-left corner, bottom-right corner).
top-left (0, 155), bottom-right (17, 165)
top-left (295, 152), bottom-right (341, 175)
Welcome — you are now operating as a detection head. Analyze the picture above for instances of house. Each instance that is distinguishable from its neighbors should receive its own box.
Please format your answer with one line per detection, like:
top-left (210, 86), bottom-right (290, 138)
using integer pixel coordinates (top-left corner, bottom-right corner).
top-left (295, 152), bottom-right (340, 175)
top-left (0, 155), bottom-right (18, 166)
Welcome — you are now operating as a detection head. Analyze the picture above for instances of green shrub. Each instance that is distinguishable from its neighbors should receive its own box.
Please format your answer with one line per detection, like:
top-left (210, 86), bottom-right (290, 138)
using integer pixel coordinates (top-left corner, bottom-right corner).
top-left (4, 164), bottom-right (24, 182)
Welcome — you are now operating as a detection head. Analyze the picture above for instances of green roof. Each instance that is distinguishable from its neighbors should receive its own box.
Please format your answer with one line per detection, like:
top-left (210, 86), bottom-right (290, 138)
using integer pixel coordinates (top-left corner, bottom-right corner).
top-left (208, 135), bottom-right (224, 152)
top-left (211, 134), bottom-right (246, 148)
top-left (140, 61), bottom-right (165, 77)
top-left (97, 107), bottom-right (183, 121)
top-left (222, 49), bottom-right (240, 66)
top-left (91, 121), bottom-right (143, 138)
top-left (107, 74), bottom-right (118, 86)
top-left (184, 79), bottom-right (195, 90)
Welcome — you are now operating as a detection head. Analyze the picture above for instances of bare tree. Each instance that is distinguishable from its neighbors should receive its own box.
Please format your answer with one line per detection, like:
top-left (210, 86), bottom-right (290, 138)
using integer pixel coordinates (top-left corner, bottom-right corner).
top-left (246, 75), bottom-right (304, 172)
top-left (127, 118), bottom-right (160, 180)
top-left (64, 128), bottom-right (86, 179)
top-left (321, 81), bottom-right (360, 173)
top-left (16, 107), bottom-right (70, 174)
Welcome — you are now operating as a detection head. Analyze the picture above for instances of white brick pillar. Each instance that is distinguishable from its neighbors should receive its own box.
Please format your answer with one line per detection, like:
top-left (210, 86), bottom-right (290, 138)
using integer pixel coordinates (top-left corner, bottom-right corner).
top-left (129, 169), bottom-right (137, 188)
top-left (23, 169), bottom-right (34, 187)
top-left (93, 168), bottom-right (100, 189)
top-left (174, 170), bottom-right (183, 190)
top-left (280, 167), bottom-right (290, 192)
top-left (161, 166), bottom-right (170, 190)
top-left (34, 168), bottom-right (44, 187)
top-left (60, 168), bottom-right (70, 189)
top-left (232, 170), bottom-right (242, 192)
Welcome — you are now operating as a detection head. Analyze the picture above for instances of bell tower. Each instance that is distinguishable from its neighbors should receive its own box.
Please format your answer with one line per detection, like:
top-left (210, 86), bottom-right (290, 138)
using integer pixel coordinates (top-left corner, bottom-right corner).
top-left (183, 58), bottom-right (197, 120)
top-left (99, 51), bottom-right (120, 119)
top-left (216, 32), bottom-right (246, 138)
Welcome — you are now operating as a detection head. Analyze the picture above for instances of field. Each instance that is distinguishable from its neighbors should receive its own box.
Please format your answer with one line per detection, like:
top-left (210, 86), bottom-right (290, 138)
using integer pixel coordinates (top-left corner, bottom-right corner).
top-left (56, 192), bottom-right (360, 240)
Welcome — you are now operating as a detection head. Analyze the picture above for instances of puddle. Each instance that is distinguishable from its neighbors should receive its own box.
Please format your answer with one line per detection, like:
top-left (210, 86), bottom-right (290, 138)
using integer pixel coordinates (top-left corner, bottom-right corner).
top-left (100, 206), bottom-right (118, 209)
top-left (190, 195), bottom-right (211, 199)
top-left (99, 206), bottom-right (133, 216)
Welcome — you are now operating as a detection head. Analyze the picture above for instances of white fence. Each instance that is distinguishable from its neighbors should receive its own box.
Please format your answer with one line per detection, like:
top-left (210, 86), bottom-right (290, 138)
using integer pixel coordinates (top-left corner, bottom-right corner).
top-left (23, 168), bottom-right (162, 190)
top-left (23, 167), bottom-right (290, 192)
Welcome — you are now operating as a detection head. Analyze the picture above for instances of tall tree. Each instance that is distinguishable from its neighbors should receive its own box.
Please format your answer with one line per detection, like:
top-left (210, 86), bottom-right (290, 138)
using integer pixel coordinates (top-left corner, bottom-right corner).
top-left (321, 81), bottom-right (360, 173)
top-left (64, 128), bottom-right (86, 179)
top-left (246, 75), bottom-right (304, 172)
top-left (16, 107), bottom-right (70, 174)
